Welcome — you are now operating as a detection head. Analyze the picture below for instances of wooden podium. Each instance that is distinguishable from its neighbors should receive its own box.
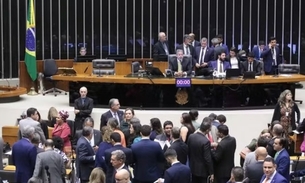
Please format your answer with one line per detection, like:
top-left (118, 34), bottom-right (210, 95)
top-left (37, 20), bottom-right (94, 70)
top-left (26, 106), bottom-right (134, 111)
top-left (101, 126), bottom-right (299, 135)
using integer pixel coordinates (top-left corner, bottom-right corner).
top-left (291, 132), bottom-right (304, 154)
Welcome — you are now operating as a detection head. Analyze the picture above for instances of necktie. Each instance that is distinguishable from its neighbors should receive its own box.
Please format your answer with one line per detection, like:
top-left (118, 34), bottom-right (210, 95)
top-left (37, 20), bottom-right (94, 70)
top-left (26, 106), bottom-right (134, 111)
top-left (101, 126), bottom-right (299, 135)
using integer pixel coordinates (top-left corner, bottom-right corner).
top-left (263, 177), bottom-right (269, 183)
top-left (81, 98), bottom-right (85, 105)
top-left (114, 113), bottom-right (120, 125)
top-left (177, 59), bottom-right (182, 72)
top-left (249, 63), bottom-right (252, 71)
top-left (274, 151), bottom-right (279, 160)
top-left (186, 46), bottom-right (190, 55)
top-left (219, 62), bottom-right (223, 73)
top-left (163, 43), bottom-right (169, 55)
top-left (199, 47), bottom-right (205, 65)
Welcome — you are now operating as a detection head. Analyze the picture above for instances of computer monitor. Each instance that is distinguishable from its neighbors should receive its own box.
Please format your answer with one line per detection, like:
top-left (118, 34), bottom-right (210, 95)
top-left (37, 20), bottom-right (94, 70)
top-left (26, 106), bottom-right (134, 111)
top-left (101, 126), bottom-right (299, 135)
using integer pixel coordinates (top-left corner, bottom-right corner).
top-left (146, 67), bottom-right (164, 77)
top-left (107, 54), bottom-right (127, 61)
top-left (131, 62), bottom-right (141, 73)
top-left (226, 69), bottom-right (241, 79)
top-left (75, 55), bottom-right (96, 62)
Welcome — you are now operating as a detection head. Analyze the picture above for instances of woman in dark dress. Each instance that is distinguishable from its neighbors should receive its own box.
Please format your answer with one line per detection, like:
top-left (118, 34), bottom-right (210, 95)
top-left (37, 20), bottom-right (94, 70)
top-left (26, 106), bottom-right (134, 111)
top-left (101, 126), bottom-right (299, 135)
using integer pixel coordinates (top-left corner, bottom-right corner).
top-left (180, 112), bottom-right (195, 143)
top-left (271, 89), bottom-right (300, 139)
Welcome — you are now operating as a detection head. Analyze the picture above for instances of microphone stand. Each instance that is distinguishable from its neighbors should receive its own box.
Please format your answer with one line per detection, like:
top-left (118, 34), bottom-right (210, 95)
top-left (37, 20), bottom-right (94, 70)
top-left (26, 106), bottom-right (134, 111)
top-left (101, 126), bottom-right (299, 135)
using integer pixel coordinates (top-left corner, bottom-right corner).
top-left (69, 135), bottom-right (76, 183)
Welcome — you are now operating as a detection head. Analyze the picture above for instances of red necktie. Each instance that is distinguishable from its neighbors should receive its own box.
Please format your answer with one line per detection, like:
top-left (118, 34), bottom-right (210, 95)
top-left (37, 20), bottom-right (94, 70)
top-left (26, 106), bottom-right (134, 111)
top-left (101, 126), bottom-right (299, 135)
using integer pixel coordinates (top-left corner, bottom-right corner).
top-left (208, 133), bottom-right (213, 143)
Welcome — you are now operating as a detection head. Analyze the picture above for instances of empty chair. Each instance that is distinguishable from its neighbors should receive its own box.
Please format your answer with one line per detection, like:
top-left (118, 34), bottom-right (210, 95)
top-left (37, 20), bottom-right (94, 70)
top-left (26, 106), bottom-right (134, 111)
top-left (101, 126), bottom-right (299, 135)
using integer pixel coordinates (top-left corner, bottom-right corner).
top-left (42, 59), bottom-right (67, 96)
top-left (92, 59), bottom-right (116, 76)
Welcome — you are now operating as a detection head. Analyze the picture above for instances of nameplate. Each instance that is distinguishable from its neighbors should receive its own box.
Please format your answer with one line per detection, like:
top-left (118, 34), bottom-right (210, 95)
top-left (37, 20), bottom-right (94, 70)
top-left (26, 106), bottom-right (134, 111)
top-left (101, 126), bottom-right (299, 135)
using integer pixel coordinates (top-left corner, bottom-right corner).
top-left (175, 78), bottom-right (191, 88)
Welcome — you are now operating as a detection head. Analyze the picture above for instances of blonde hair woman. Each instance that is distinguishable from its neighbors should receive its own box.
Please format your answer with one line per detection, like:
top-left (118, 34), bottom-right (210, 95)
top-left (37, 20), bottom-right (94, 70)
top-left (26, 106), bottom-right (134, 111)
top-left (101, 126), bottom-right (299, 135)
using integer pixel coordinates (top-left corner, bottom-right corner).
top-left (95, 126), bottom-right (113, 168)
top-left (47, 107), bottom-right (58, 127)
top-left (89, 167), bottom-right (106, 183)
top-left (271, 89), bottom-right (300, 138)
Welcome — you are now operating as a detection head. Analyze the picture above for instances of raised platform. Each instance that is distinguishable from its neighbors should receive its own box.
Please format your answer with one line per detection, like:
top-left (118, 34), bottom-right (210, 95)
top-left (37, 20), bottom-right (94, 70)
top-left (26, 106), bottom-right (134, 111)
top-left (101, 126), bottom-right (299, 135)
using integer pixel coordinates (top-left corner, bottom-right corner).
top-left (0, 90), bottom-right (304, 165)
top-left (0, 86), bottom-right (27, 103)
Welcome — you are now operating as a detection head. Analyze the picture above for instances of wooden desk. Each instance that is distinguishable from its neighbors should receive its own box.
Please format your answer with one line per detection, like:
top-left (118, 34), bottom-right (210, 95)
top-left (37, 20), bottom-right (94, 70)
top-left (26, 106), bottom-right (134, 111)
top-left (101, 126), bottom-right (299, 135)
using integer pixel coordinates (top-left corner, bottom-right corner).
top-left (19, 60), bottom-right (168, 91)
top-left (2, 126), bottom-right (54, 145)
top-left (3, 165), bottom-right (72, 175)
top-left (52, 74), bottom-right (305, 85)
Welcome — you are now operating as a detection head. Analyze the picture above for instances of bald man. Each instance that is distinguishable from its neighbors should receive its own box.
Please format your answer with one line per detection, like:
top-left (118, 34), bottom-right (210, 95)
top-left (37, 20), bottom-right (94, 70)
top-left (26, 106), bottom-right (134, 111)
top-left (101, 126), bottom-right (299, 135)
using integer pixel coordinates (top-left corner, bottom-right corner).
top-left (246, 147), bottom-right (268, 183)
top-left (153, 32), bottom-right (172, 60)
top-left (115, 169), bottom-right (131, 183)
top-left (74, 86), bottom-right (94, 131)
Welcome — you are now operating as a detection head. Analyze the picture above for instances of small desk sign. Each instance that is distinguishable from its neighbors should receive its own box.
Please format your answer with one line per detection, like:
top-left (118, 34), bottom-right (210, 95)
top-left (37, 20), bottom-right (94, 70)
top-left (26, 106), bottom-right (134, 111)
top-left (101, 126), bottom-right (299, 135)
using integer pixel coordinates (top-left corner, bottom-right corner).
top-left (175, 78), bottom-right (192, 88)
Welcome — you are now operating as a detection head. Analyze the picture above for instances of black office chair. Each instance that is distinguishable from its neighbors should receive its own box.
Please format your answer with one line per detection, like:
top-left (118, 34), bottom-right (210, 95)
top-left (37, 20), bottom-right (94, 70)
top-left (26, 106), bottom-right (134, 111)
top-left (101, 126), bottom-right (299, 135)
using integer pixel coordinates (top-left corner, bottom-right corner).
top-left (42, 59), bottom-right (67, 96)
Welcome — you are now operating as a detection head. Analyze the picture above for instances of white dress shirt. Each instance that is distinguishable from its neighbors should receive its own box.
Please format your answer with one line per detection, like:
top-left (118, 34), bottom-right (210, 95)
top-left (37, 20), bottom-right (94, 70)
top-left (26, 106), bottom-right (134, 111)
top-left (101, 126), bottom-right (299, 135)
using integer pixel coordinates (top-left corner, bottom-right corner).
top-left (230, 57), bottom-right (239, 69)
top-left (198, 47), bottom-right (206, 64)
top-left (217, 59), bottom-right (224, 73)
top-left (183, 44), bottom-right (190, 55)
top-left (272, 48), bottom-right (277, 65)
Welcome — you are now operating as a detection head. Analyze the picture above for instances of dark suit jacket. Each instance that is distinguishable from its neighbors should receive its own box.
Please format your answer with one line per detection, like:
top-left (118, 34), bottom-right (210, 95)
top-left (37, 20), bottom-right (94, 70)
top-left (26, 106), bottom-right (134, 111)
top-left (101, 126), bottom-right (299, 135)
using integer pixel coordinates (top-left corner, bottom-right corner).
top-left (187, 132), bottom-right (213, 178)
top-left (260, 46), bottom-right (281, 73)
top-left (208, 60), bottom-right (231, 72)
top-left (73, 129), bottom-right (102, 149)
top-left (212, 135), bottom-right (236, 180)
top-left (213, 45), bottom-right (226, 60)
top-left (164, 162), bottom-right (191, 183)
top-left (12, 138), bottom-right (37, 183)
top-left (76, 136), bottom-right (95, 181)
top-left (191, 40), bottom-right (201, 48)
top-left (271, 103), bottom-right (300, 130)
top-left (259, 172), bottom-right (288, 183)
top-left (169, 139), bottom-right (188, 165)
top-left (246, 161), bottom-right (264, 183)
top-left (194, 46), bottom-right (214, 65)
top-left (74, 97), bottom-right (94, 130)
top-left (266, 137), bottom-right (277, 158)
top-left (131, 139), bottom-right (165, 182)
top-left (168, 57), bottom-right (193, 76)
top-left (176, 44), bottom-right (197, 65)
top-left (100, 110), bottom-right (124, 130)
top-left (275, 149), bottom-right (290, 181)
top-left (153, 41), bottom-right (172, 57)
top-left (241, 60), bottom-right (262, 76)
top-left (252, 46), bottom-right (265, 60)
top-left (104, 144), bottom-right (133, 183)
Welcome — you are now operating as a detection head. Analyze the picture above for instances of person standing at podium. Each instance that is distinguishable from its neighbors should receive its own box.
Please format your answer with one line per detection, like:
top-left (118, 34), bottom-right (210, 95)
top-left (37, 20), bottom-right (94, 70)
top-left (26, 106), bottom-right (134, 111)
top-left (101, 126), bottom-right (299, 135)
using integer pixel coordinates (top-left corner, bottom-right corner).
top-left (74, 86), bottom-right (94, 131)
top-left (168, 49), bottom-right (192, 77)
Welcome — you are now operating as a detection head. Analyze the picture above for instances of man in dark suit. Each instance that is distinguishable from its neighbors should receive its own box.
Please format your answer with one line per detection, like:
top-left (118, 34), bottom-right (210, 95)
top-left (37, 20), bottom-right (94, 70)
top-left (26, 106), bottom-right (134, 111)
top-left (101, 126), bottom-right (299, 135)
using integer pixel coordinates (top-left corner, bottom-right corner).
top-left (12, 126), bottom-right (37, 183)
top-left (100, 98), bottom-right (124, 130)
top-left (176, 34), bottom-right (197, 64)
top-left (211, 38), bottom-right (226, 60)
top-left (168, 49), bottom-right (193, 76)
top-left (273, 137), bottom-right (290, 181)
top-left (241, 52), bottom-right (262, 76)
top-left (260, 157), bottom-right (288, 183)
top-left (153, 32), bottom-right (171, 60)
top-left (194, 37), bottom-right (214, 76)
top-left (109, 150), bottom-right (131, 183)
top-left (76, 126), bottom-right (96, 183)
top-left (73, 117), bottom-right (101, 150)
top-left (211, 125), bottom-right (236, 183)
top-left (189, 33), bottom-right (201, 48)
top-left (252, 41), bottom-right (265, 61)
top-left (208, 51), bottom-right (231, 73)
top-left (131, 125), bottom-right (165, 183)
top-left (187, 122), bottom-right (214, 183)
top-left (215, 34), bottom-right (229, 55)
top-left (74, 86), bottom-right (94, 131)
top-left (246, 147), bottom-right (268, 183)
top-left (267, 124), bottom-right (283, 158)
top-left (260, 37), bottom-right (282, 75)
top-left (105, 132), bottom-right (133, 183)
top-left (162, 149), bottom-right (191, 183)
top-left (169, 127), bottom-right (188, 165)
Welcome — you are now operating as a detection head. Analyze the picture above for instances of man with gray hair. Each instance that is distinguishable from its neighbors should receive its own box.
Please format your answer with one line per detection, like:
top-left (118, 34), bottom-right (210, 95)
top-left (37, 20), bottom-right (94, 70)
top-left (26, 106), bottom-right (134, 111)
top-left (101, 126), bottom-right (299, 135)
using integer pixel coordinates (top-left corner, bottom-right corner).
top-left (168, 49), bottom-right (192, 76)
top-left (153, 32), bottom-right (171, 58)
top-left (100, 98), bottom-right (124, 130)
top-left (211, 37), bottom-right (226, 60)
top-left (194, 37), bottom-right (215, 76)
top-left (110, 150), bottom-right (130, 183)
top-left (76, 126), bottom-right (96, 183)
top-left (267, 124), bottom-right (283, 157)
top-left (12, 125), bottom-right (37, 183)
top-left (31, 133), bottom-right (44, 154)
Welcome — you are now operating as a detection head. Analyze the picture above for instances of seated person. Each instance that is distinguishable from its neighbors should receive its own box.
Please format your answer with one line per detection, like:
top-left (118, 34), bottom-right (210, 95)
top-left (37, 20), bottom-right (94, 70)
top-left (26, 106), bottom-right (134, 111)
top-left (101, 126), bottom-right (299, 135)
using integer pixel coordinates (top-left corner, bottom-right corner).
top-left (208, 51), bottom-right (231, 73)
top-left (74, 47), bottom-right (87, 61)
top-left (241, 52), bottom-right (262, 76)
top-left (168, 49), bottom-right (192, 77)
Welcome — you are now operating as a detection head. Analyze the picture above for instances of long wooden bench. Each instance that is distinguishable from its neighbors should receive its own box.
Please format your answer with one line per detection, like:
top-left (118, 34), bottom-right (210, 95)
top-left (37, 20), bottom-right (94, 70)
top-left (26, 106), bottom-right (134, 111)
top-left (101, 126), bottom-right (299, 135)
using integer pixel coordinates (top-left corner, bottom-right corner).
top-left (2, 126), bottom-right (53, 146)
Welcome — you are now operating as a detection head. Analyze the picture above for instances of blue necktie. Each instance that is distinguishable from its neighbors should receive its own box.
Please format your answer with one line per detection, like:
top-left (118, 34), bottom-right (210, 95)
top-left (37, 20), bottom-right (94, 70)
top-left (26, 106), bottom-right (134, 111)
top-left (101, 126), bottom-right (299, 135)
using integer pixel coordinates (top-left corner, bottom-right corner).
top-left (81, 98), bottom-right (85, 105)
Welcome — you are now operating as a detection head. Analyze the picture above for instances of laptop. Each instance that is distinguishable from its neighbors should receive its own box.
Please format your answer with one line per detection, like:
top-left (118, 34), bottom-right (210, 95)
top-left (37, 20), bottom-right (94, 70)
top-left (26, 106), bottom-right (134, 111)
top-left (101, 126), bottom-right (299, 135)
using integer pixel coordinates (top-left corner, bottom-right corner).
top-left (243, 71), bottom-right (256, 79)
top-left (226, 69), bottom-right (241, 79)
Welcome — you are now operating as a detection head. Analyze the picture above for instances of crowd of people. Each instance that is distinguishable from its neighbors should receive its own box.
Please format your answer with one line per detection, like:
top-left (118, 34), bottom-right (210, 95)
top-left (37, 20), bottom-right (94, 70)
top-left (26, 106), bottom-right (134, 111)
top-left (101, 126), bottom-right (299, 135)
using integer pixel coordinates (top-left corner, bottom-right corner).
top-left (10, 86), bottom-right (305, 183)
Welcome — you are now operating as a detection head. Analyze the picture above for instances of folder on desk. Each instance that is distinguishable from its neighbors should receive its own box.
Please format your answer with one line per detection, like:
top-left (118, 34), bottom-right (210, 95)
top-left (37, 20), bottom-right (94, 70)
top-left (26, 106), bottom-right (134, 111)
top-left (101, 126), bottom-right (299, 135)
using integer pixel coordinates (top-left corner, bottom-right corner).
top-left (58, 67), bottom-right (77, 76)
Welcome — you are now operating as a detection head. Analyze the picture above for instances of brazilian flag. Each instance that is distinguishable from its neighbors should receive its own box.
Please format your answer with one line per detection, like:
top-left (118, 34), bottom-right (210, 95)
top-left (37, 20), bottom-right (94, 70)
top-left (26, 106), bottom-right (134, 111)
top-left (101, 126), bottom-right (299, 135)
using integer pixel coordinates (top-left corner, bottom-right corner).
top-left (25, 0), bottom-right (37, 81)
